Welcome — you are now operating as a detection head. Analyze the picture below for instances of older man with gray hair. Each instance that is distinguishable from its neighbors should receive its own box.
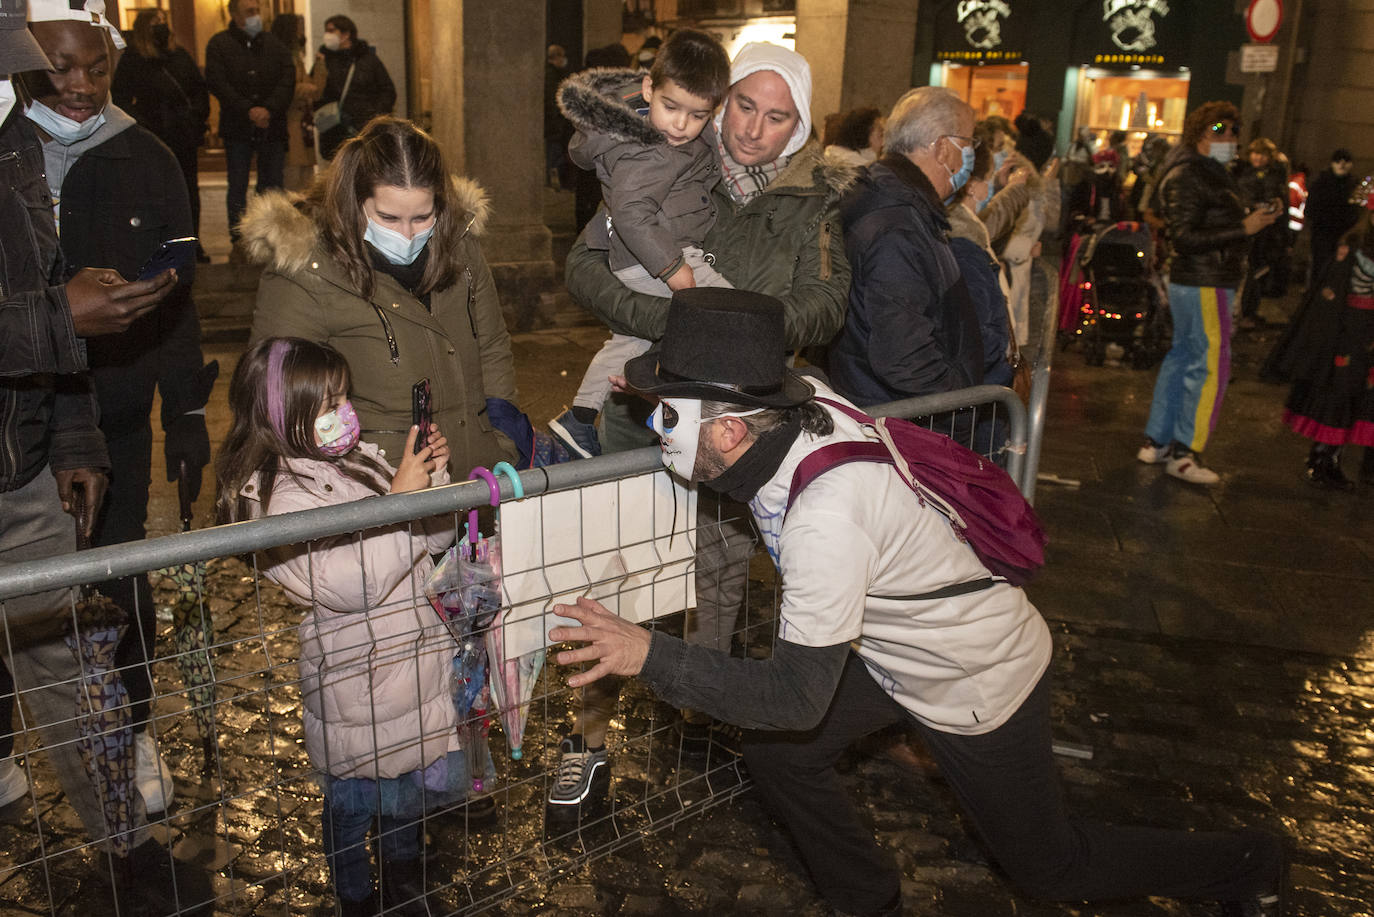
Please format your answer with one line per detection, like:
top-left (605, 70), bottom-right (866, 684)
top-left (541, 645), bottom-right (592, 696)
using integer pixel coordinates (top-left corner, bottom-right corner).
top-left (828, 86), bottom-right (985, 407)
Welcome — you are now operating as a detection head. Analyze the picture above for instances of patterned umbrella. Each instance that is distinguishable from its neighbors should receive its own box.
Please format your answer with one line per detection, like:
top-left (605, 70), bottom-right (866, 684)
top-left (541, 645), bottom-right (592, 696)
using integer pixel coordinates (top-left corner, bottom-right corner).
top-left (156, 462), bottom-right (217, 774)
top-left (64, 493), bottom-right (137, 857)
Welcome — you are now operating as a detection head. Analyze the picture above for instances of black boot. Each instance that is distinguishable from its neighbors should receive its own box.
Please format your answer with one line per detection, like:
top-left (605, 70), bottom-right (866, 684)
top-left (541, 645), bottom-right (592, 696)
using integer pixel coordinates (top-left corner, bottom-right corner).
top-left (379, 857), bottom-right (431, 917)
top-left (1305, 443), bottom-right (1353, 490)
top-left (1361, 447), bottom-right (1374, 485)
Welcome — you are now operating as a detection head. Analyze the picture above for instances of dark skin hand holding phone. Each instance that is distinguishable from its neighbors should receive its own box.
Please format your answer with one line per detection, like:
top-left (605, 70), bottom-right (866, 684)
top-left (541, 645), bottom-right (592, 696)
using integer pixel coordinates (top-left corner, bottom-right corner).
top-left (65, 266), bottom-right (178, 337)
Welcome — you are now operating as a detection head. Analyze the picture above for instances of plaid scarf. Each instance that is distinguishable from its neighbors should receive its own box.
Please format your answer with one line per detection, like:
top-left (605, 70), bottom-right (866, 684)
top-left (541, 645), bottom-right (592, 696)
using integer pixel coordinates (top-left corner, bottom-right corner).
top-left (717, 132), bottom-right (789, 204)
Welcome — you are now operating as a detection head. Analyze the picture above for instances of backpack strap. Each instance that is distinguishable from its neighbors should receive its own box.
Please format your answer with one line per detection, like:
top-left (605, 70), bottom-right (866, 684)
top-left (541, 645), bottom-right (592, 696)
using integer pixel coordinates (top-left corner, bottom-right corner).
top-left (786, 440), bottom-right (892, 512)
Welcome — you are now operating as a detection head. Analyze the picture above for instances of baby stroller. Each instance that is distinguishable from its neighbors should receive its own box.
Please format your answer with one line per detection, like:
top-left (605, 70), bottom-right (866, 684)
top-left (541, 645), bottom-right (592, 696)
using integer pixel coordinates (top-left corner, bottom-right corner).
top-left (1066, 221), bottom-right (1168, 368)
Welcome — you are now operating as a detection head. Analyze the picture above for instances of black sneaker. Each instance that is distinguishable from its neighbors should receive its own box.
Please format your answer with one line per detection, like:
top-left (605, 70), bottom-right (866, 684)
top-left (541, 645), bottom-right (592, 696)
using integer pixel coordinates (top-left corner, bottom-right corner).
top-left (114, 838), bottom-right (215, 916)
top-left (546, 734), bottom-right (607, 807)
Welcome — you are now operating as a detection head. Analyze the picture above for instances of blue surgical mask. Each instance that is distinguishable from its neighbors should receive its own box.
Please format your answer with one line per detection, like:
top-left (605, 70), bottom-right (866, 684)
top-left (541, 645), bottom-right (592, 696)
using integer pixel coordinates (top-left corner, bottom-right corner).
top-left (1207, 141), bottom-right (1237, 166)
top-left (242, 14), bottom-right (264, 37)
top-left (940, 137), bottom-right (977, 204)
top-left (25, 100), bottom-right (106, 145)
top-left (364, 218), bottom-right (435, 265)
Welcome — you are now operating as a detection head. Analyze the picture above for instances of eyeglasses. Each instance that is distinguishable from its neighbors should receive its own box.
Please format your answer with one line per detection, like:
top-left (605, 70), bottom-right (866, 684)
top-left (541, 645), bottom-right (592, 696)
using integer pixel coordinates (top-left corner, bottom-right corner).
top-left (943, 134), bottom-right (982, 150)
top-left (1209, 122), bottom-right (1241, 137)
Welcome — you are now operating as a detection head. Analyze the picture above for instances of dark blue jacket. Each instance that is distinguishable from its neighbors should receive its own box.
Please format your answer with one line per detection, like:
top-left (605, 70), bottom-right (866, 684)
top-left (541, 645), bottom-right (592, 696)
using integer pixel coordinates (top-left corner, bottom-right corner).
top-left (948, 237), bottom-right (1012, 387)
top-left (828, 155), bottom-right (983, 406)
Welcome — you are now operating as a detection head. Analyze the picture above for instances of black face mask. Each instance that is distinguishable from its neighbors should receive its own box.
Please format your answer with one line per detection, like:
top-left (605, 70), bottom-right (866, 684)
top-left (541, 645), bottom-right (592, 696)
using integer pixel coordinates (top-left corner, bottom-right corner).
top-left (151, 23), bottom-right (171, 48)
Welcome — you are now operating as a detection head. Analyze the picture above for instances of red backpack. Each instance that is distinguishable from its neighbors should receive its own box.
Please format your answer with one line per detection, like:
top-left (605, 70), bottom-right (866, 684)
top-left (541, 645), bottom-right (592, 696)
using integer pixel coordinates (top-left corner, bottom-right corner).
top-left (786, 398), bottom-right (1048, 587)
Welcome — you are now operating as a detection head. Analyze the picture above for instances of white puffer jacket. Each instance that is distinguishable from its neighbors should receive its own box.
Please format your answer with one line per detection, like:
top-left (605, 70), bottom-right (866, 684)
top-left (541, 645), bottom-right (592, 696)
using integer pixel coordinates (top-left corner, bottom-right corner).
top-left (243, 441), bottom-right (460, 780)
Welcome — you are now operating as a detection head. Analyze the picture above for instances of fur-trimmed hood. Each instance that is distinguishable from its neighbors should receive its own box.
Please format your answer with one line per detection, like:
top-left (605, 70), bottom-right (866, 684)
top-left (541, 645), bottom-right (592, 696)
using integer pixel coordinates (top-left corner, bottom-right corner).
top-left (557, 68), bottom-right (665, 147)
top-left (772, 140), bottom-right (860, 200)
top-left (239, 175), bottom-right (491, 275)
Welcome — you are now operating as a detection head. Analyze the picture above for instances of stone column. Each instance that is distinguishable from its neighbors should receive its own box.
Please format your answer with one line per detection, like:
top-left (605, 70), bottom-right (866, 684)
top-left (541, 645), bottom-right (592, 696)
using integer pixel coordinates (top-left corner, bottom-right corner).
top-left (429, 0), bottom-right (556, 330)
top-left (796, 0), bottom-right (921, 129)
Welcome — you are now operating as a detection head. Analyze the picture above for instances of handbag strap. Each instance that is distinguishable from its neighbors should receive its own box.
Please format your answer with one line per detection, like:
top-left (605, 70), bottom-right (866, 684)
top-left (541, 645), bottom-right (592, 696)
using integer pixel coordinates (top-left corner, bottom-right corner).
top-left (338, 63), bottom-right (356, 106)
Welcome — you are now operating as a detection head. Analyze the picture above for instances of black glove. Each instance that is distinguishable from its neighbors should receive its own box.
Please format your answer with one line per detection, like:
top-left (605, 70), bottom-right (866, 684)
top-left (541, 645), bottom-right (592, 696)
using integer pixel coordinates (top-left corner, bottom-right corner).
top-left (165, 411), bottom-right (211, 501)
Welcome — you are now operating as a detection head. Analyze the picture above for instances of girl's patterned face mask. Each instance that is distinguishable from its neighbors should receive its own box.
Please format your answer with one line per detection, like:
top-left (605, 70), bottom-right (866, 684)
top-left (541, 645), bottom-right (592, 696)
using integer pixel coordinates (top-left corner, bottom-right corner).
top-left (315, 401), bottom-right (361, 456)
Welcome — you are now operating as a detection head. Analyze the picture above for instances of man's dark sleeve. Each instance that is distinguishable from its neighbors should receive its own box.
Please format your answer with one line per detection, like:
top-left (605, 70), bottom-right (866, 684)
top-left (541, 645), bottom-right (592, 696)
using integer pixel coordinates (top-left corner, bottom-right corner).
top-left (639, 634), bottom-right (851, 731)
top-left (0, 287), bottom-right (87, 377)
top-left (204, 36), bottom-right (250, 115)
top-left (48, 373), bottom-right (110, 473)
top-left (266, 41), bottom-right (297, 116)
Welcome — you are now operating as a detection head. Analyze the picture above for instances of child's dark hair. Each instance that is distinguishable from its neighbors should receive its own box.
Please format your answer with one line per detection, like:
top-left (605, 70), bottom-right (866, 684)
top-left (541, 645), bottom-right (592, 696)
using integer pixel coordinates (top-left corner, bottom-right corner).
top-left (648, 28), bottom-right (731, 108)
top-left (215, 337), bottom-right (389, 525)
top-left (835, 107), bottom-right (883, 152)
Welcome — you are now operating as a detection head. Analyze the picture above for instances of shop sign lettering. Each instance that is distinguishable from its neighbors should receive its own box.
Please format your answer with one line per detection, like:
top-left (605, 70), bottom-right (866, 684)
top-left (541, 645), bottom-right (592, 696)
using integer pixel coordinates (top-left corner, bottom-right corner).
top-left (956, 0), bottom-right (1012, 50)
top-left (1102, 0), bottom-right (1170, 52)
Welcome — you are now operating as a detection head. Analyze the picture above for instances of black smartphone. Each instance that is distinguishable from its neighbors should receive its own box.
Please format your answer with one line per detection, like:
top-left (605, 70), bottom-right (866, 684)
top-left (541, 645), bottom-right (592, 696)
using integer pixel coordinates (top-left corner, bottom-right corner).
top-left (137, 236), bottom-right (199, 281)
top-left (411, 378), bottom-right (432, 454)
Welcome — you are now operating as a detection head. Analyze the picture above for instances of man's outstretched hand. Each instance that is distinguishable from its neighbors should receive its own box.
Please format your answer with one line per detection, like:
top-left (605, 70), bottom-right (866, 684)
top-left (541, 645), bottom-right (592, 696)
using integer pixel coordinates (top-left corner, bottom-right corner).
top-left (548, 596), bottom-right (653, 688)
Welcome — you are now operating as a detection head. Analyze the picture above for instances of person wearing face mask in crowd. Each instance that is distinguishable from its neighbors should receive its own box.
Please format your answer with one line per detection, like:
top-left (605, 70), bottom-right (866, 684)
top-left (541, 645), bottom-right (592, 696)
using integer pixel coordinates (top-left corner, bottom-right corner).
top-left (827, 86), bottom-right (985, 408)
top-left (310, 14), bottom-right (396, 161)
top-left (243, 116), bottom-right (520, 478)
top-left (20, 0), bottom-right (218, 817)
top-left (204, 0), bottom-right (295, 251)
top-left (110, 7), bottom-right (209, 260)
top-left (0, 8), bottom-right (196, 907)
top-left (1135, 101), bottom-right (1279, 485)
top-left (1302, 148), bottom-right (1362, 286)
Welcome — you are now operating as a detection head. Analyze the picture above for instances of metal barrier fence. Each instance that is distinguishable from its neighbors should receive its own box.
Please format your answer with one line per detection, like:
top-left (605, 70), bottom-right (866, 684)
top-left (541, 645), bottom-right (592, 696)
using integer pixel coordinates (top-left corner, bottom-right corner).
top-left (0, 387), bottom-right (1032, 916)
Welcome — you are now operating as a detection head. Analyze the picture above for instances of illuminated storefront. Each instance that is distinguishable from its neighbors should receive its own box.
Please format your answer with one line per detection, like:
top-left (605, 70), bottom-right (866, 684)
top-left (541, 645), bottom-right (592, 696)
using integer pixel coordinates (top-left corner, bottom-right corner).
top-left (929, 0), bottom-right (1027, 120)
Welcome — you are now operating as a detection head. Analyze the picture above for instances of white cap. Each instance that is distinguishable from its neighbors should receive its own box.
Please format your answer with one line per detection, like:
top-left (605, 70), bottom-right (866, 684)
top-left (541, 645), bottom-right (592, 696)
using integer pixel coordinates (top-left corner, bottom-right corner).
top-left (28, 0), bottom-right (125, 50)
top-left (725, 42), bottom-right (812, 158)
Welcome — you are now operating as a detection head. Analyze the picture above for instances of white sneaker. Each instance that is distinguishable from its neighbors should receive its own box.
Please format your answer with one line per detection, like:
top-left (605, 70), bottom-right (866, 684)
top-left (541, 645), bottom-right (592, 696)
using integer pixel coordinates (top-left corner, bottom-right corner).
top-left (1166, 452), bottom-right (1220, 484)
top-left (134, 731), bottom-right (175, 814)
top-left (1136, 441), bottom-right (1171, 464)
top-left (0, 757), bottom-right (29, 808)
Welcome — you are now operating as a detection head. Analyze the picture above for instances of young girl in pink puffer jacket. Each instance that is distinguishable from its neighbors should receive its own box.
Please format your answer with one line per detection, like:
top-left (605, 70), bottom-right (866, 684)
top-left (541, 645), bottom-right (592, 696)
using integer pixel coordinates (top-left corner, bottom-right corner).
top-left (215, 337), bottom-right (486, 917)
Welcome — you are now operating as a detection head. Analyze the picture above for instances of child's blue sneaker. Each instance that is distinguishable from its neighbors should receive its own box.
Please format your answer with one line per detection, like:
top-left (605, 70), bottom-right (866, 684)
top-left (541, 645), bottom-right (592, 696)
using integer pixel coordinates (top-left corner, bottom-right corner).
top-left (548, 408), bottom-right (602, 459)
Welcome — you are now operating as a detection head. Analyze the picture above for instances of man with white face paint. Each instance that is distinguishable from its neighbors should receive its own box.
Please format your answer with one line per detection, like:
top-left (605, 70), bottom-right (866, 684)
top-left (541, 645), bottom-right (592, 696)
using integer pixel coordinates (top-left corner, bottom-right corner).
top-left (555, 41), bottom-right (854, 811)
top-left (548, 287), bottom-right (1287, 917)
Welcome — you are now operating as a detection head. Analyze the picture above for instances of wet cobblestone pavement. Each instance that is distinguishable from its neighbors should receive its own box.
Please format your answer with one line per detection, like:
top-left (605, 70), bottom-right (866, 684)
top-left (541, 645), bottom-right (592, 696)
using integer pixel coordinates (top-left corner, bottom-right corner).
top-left (2, 296), bottom-right (1372, 916)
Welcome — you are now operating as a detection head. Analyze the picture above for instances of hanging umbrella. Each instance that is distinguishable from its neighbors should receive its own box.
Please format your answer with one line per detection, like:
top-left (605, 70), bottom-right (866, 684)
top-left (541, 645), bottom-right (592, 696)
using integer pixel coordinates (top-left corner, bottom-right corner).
top-left (64, 489), bottom-right (137, 858)
top-left (156, 460), bottom-right (217, 774)
top-left (477, 463), bottom-right (543, 761)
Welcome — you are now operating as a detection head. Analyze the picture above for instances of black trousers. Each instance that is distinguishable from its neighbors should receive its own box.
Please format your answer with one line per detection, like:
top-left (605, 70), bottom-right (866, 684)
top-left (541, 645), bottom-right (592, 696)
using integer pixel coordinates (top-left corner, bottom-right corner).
top-left (741, 652), bottom-right (1279, 916)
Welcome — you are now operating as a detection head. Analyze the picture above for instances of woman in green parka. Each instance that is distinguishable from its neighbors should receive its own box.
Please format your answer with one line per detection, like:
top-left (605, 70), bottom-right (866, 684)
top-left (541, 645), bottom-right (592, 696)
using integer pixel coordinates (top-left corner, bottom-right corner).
top-left (243, 116), bottom-right (519, 474)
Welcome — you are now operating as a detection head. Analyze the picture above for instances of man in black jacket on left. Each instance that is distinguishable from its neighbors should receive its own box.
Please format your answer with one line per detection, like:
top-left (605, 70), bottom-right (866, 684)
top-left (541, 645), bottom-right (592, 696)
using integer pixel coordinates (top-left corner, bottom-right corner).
top-left (204, 0), bottom-right (294, 245)
top-left (21, 0), bottom-right (216, 822)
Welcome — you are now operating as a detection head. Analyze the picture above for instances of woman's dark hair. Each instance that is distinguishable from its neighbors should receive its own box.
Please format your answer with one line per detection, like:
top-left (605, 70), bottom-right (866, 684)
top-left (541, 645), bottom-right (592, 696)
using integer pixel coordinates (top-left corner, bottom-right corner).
top-left (648, 28), bottom-right (731, 107)
top-left (270, 12), bottom-right (303, 51)
top-left (216, 337), bottom-right (389, 525)
top-left (1181, 100), bottom-right (1240, 149)
top-left (129, 8), bottom-right (169, 59)
top-left (323, 14), bottom-right (358, 43)
top-left (835, 107), bottom-right (882, 152)
top-left (313, 116), bottom-right (467, 301)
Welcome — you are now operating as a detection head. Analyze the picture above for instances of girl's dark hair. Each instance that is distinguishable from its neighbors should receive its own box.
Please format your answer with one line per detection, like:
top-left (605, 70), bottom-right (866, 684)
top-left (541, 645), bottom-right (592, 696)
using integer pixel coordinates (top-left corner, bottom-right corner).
top-left (323, 14), bottom-right (358, 42)
top-left (835, 107), bottom-right (882, 152)
top-left (312, 116), bottom-right (465, 301)
top-left (216, 337), bottom-right (389, 525)
top-left (648, 28), bottom-right (731, 107)
top-left (1181, 100), bottom-right (1240, 149)
top-left (270, 12), bottom-right (303, 50)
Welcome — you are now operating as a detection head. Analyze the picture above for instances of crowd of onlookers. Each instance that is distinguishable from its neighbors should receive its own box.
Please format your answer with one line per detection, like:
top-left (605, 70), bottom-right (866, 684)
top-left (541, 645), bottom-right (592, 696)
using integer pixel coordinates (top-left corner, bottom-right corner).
top-left (1, 3), bottom-right (1360, 916)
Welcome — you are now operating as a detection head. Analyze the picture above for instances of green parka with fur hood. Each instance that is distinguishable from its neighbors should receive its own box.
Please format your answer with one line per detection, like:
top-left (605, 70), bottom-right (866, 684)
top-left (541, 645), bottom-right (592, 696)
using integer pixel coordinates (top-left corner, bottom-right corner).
top-left (242, 177), bottom-right (518, 471)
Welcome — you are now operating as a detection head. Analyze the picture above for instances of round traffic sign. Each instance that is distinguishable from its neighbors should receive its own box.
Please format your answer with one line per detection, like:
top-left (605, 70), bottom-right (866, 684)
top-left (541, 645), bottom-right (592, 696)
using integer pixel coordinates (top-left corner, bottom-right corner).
top-left (1247, 0), bottom-right (1283, 43)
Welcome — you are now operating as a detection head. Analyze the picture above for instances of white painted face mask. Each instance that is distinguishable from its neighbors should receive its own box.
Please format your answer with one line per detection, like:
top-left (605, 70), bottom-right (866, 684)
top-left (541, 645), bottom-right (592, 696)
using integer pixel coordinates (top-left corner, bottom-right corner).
top-left (647, 397), bottom-right (763, 481)
top-left (0, 80), bottom-right (16, 129)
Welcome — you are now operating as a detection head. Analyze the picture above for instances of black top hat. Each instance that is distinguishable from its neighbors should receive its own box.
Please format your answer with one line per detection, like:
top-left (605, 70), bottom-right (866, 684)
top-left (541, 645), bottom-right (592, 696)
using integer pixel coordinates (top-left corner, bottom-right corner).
top-left (624, 288), bottom-right (815, 409)
top-left (0, 0), bottom-right (54, 74)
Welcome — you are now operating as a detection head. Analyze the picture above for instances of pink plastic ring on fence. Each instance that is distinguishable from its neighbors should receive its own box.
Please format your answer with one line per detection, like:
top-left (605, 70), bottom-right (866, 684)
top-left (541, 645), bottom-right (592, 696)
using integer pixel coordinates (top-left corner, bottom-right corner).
top-left (466, 466), bottom-right (501, 549)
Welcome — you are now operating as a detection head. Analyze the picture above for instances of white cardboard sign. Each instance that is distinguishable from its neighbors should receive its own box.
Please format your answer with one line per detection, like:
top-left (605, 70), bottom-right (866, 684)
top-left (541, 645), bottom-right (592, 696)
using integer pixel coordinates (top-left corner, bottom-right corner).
top-left (493, 470), bottom-right (697, 660)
